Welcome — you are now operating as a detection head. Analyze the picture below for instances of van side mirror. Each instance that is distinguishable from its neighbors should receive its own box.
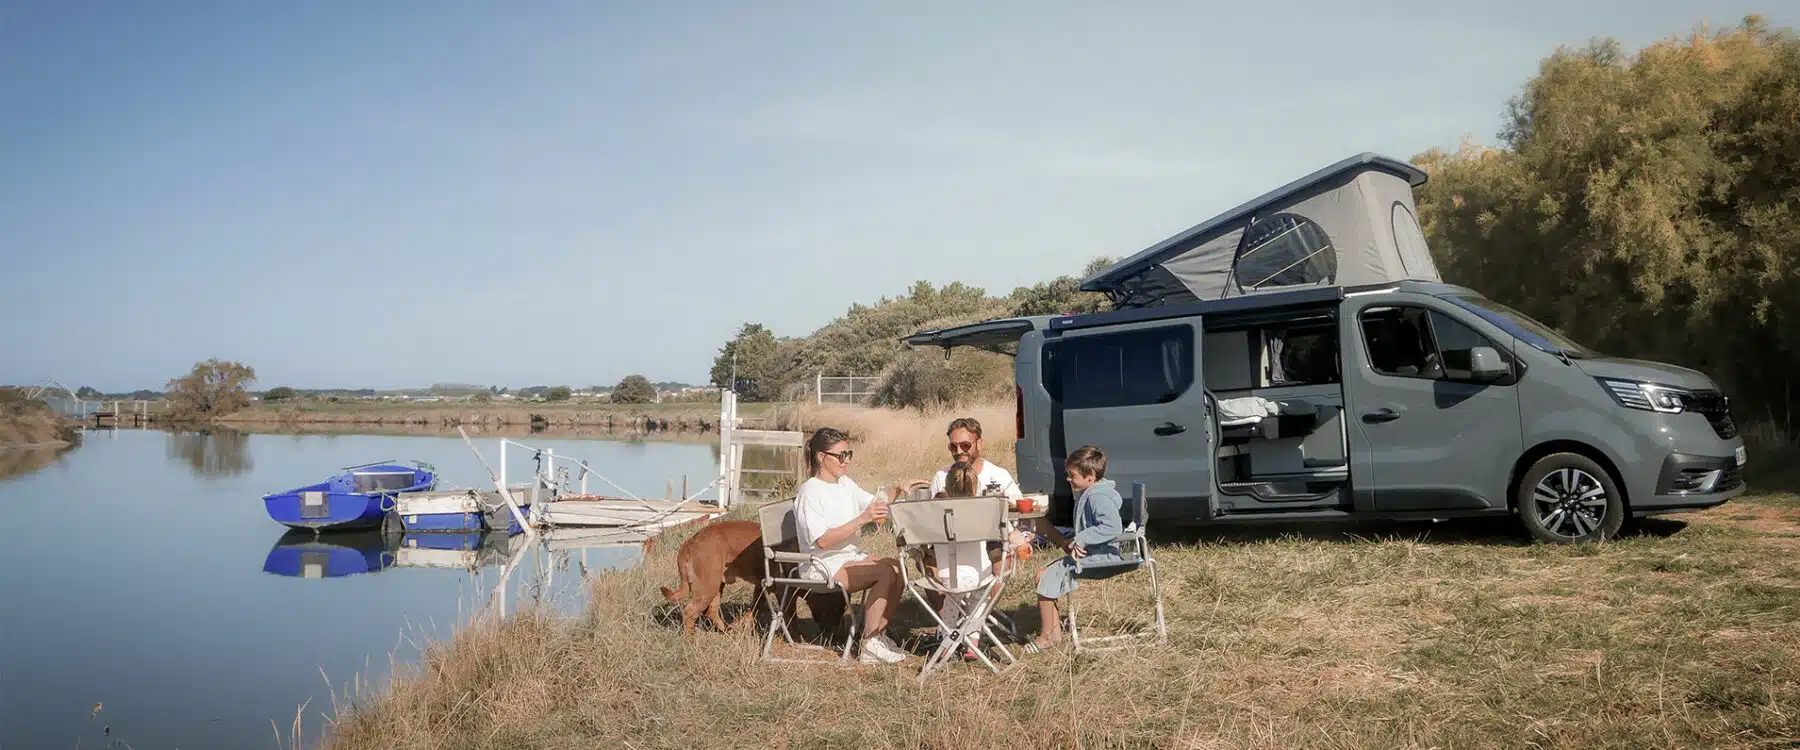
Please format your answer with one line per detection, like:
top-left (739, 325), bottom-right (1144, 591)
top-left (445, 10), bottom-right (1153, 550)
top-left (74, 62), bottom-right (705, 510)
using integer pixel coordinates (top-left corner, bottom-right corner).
top-left (1468, 346), bottom-right (1509, 382)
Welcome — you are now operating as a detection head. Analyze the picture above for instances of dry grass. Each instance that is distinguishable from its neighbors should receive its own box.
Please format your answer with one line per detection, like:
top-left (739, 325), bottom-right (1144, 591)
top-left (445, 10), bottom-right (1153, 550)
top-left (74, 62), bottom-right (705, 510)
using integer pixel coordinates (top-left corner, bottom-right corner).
top-left (321, 407), bottom-right (1800, 750)
top-left (0, 390), bottom-right (79, 448)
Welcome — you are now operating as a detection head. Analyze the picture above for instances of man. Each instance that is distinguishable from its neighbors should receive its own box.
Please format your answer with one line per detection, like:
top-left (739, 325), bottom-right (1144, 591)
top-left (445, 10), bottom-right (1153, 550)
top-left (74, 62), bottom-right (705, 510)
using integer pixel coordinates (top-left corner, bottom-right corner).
top-left (925, 417), bottom-right (1024, 659)
top-left (929, 417), bottom-right (1022, 502)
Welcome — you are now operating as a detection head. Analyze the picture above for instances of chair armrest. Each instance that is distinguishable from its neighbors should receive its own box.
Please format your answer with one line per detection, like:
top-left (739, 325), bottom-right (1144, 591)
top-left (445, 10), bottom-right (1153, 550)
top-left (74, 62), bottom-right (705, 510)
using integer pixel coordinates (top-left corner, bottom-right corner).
top-left (768, 551), bottom-right (820, 564)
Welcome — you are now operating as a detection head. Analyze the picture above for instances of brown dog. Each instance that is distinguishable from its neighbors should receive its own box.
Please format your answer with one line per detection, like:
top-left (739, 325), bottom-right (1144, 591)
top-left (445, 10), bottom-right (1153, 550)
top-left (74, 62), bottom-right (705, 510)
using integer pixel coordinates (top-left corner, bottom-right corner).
top-left (660, 519), bottom-right (767, 633)
top-left (659, 518), bottom-right (853, 636)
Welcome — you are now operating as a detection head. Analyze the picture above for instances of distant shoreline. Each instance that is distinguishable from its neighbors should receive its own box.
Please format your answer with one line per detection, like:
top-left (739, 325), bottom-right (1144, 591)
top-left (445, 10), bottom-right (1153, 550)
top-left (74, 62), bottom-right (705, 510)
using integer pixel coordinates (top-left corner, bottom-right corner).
top-left (212, 400), bottom-right (789, 433)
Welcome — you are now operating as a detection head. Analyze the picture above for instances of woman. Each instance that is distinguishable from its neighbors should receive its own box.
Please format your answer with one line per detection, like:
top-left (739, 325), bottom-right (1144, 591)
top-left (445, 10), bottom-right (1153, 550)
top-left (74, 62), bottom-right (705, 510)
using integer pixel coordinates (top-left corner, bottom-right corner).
top-left (793, 427), bottom-right (909, 665)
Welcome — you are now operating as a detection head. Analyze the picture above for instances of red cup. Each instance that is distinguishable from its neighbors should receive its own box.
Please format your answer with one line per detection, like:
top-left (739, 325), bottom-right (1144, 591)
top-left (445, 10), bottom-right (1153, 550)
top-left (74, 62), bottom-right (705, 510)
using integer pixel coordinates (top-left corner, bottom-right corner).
top-left (1017, 497), bottom-right (1036, 513)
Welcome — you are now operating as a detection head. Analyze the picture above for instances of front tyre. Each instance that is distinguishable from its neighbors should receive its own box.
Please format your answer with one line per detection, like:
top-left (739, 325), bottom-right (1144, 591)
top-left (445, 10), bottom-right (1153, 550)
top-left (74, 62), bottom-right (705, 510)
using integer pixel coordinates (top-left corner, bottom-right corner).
top-left (1516, 453), bottom-right (1624, 543)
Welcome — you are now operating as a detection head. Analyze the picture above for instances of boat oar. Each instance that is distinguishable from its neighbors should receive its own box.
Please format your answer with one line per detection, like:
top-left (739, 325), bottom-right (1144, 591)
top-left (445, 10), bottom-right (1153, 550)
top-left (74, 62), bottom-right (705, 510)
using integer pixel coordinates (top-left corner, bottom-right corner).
top-left (456, 426), bottom-right (536, 540)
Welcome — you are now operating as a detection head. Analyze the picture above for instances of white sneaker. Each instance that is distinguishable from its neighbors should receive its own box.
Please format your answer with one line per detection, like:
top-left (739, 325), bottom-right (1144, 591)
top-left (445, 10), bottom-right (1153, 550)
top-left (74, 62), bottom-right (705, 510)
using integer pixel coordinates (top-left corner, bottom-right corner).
top-left (858, 635), bottom-right (906, 665)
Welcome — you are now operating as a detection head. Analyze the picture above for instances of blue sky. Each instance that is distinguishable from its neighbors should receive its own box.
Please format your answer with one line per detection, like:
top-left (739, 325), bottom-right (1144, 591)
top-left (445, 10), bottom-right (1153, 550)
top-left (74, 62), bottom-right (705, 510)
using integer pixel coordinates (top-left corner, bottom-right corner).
top-left (2, 1), bottom-right (1788, 391)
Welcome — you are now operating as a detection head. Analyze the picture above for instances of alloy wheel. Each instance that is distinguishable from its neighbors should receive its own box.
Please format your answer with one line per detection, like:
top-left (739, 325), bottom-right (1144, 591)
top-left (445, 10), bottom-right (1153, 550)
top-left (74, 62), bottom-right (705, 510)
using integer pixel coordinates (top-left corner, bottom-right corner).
top-left (1531, 468), bottom-right (1609, 539)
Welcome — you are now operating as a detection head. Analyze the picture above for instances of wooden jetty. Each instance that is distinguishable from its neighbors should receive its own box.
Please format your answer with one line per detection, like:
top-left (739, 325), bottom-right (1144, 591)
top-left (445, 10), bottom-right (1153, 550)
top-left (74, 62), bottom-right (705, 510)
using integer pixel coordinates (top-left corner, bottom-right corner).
top-left (536, 496), bottom-right (720, 528)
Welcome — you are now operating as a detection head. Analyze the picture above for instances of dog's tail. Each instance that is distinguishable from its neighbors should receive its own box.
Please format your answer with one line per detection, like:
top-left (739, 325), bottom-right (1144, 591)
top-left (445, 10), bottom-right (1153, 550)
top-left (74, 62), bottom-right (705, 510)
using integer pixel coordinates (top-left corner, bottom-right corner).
top-left (659, 557), bottom-right (695, 601)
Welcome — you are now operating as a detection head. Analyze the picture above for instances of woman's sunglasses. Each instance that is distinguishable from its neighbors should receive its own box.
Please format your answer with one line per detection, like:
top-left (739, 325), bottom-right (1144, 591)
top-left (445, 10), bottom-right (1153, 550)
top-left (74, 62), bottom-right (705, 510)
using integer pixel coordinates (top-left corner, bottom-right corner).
top-left (821, 450), bottom-right (854, 462)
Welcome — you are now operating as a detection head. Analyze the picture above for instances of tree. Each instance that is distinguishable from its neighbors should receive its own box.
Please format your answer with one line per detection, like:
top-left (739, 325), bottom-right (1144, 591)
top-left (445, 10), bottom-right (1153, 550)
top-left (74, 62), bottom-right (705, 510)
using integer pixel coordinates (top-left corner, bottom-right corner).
top-left (472, 391), bottom-right (492, 403)
top-left (546, 386), bottom-right (572, 402)
top-left (1007, 256), bottom-right (1116, 317)
top-left (1413, 16), bottom-right (1800, 430)
top-left (711, 323), bottom-right (782, 401)
top-left (263, 386), bottom-right (297, 402)
top-left (165, 359), bottom-right (257, 419)
top-left (76, 386), bottom-right (101, 400)
top-left (611, 375), bottom-right (656, 404)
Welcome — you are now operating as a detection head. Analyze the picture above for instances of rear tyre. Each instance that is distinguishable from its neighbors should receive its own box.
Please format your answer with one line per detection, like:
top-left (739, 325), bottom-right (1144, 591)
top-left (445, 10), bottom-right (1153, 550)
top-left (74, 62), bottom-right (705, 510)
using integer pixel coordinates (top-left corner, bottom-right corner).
top-left (1515, 453), bottom-right (1624, 544)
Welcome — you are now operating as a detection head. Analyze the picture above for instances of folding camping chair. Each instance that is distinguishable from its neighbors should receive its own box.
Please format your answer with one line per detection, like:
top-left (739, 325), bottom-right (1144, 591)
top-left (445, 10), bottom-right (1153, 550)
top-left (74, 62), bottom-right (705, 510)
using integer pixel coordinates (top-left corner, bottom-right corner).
top-left (1067, 481), bottom-right (1169, 653)
top-left (890, 496), bottom-right (1019, 682)
top-left (757, 499), bottom-right (862, 664)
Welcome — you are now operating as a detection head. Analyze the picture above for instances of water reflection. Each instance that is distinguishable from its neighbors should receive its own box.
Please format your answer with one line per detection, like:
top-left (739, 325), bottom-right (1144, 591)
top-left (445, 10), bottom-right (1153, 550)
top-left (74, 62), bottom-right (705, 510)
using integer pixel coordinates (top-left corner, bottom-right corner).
top-left (0, 445), bottom-right (73, 482)
top-left (262, 530), bottom-right (395, 578)
top-left (165, 428), bottom-right (253, 478)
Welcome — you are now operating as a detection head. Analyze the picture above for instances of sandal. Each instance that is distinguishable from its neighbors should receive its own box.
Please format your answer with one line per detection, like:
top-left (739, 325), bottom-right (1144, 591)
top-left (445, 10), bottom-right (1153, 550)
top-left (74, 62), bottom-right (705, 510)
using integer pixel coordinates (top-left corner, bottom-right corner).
top-left (1020, 637), bottom-right (1062, 654)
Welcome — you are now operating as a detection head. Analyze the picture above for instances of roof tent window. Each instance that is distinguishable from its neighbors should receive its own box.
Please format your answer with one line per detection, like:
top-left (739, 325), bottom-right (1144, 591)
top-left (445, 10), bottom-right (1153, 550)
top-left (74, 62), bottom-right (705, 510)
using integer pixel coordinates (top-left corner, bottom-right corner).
top-left (1230, 213), bottom-right (1336, 293)
top-left (1391, 203), bottom-right (1429, 276)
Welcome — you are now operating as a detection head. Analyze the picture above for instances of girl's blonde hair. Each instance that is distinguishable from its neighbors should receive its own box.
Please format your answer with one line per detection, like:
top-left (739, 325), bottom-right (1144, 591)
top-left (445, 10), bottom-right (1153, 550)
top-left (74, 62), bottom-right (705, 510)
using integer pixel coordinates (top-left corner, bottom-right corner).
top-left (942, 460), bottom-right (978, 497)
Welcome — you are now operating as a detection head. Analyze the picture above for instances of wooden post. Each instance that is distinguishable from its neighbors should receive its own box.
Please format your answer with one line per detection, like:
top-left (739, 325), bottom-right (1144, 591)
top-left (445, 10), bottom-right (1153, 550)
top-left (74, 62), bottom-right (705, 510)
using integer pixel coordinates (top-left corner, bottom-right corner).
top-left (682, 475), bottom-right (688, 500)
top-left (816, 372), bottom-right (823, 405)
top-left (665, 479), bottom-right (673, 501)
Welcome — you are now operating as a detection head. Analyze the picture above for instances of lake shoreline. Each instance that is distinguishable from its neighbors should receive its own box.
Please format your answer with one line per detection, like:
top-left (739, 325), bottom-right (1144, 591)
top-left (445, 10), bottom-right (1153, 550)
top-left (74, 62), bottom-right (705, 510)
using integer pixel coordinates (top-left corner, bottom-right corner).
top-left (212, 400), bottom-right (790, 434)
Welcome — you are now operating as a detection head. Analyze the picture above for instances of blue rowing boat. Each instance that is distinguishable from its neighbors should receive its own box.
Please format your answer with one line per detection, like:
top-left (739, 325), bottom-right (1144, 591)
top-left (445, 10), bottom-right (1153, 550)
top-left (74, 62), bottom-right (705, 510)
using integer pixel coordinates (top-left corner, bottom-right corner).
top-left (261, 461), bottom-right (436, 532)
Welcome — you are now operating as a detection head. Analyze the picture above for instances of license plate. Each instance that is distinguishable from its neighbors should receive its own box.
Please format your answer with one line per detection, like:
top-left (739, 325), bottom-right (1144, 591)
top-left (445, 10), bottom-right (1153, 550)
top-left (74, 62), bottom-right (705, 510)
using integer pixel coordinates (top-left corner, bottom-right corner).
top-left (1736, 445), bottom-right (1748, 467)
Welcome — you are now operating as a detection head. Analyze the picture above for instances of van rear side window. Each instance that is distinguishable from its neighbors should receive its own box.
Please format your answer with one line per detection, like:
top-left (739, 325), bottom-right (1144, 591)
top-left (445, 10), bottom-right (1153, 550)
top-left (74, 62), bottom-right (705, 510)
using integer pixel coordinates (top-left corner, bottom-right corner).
top-left (1044, 326), bottom-right (1194, 409)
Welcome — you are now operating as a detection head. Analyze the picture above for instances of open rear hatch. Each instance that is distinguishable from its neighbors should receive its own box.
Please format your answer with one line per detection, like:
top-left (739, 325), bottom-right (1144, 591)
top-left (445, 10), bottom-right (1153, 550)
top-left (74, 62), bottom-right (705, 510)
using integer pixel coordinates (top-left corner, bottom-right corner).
top-left (904, 317), bottom-right (1042, 354)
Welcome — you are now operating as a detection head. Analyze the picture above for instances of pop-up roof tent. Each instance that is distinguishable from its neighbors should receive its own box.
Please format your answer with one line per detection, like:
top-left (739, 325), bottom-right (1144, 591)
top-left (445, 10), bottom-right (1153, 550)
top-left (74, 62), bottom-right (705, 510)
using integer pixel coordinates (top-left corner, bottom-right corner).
top-left (1082, 153), bottom-right (1441, 308)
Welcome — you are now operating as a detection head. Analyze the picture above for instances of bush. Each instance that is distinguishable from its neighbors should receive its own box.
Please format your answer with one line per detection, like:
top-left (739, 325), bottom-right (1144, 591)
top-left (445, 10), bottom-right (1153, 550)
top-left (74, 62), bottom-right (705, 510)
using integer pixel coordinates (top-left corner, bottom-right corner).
top-left (165, 359), bottom-right (256, 419)
top-left (873, 347), bottom-right (1014, 410)
top-left (263, 386), bottom-right (297, 402)
top-left (611, 375), bottom-right (655, 404)
top-left (546, 386), bottom-right (571, 402)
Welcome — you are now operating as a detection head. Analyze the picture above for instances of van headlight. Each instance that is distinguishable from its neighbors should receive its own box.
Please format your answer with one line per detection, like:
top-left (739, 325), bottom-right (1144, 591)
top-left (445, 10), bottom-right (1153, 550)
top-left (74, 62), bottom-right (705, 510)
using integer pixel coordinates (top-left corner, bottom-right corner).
top-left (1597, 378), bottom-right (1690, 413)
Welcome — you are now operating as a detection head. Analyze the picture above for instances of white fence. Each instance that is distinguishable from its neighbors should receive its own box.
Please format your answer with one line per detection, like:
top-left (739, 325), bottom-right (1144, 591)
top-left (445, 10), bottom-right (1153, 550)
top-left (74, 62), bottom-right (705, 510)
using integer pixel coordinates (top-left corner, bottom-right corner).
top-left (815, 373), bottom-right (879, 405)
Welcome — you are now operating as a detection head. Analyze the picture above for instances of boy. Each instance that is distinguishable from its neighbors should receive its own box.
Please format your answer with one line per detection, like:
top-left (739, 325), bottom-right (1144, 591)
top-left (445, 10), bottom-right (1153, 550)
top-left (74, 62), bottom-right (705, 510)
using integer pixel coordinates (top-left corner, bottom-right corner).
top-left (1027, 445), bottom-right (1123, 652)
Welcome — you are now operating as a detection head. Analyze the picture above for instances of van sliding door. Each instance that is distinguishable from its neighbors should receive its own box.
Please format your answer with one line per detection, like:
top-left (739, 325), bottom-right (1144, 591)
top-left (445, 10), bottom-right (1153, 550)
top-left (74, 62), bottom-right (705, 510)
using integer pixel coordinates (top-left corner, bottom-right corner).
top-left (1043, 318), bottom-right (1213, 520)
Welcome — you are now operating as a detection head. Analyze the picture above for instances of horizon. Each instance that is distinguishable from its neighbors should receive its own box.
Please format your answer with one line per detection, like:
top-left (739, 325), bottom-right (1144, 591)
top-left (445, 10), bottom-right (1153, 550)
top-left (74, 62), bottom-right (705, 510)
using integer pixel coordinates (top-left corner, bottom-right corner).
top-left (4, 2), bottom-right (1791, 392)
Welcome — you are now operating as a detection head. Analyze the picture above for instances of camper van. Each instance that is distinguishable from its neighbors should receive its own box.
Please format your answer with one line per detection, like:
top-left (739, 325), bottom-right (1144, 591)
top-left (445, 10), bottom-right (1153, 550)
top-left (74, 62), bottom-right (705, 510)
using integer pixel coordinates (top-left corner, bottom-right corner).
top-left (906, 154), bottom-right (1746, 543)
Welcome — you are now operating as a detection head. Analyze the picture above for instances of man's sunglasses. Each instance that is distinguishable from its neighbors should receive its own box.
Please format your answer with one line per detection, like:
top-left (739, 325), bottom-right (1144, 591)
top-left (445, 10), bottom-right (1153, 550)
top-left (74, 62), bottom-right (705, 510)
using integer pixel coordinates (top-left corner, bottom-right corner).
top-left (821, 450), bottom-right (854, 462)
top-left (949, 441), bottom-right (975, 453)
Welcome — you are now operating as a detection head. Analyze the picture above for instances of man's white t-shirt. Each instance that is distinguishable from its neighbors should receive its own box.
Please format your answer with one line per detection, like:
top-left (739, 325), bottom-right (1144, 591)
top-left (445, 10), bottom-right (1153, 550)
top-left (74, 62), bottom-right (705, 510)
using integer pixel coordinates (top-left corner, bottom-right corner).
top-left (794, 476), bottom-right (875, 582)
top-left (929, 460), bottom-right (1022, 500)
top-left (926, 460), bottom-right (1022, 590)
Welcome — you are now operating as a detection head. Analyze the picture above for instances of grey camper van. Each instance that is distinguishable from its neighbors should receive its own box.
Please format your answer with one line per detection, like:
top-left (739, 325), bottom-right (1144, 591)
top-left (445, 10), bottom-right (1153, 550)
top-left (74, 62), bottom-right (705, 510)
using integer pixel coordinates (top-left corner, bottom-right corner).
top-left (906, 154), bottom-right (1746, 543)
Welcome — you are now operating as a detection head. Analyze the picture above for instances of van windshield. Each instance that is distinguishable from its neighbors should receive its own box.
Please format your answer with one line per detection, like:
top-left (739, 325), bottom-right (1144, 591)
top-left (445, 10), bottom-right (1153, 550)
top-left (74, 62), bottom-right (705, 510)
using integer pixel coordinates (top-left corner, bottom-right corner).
top-left (1439, 293), bottom-right (1595, 359)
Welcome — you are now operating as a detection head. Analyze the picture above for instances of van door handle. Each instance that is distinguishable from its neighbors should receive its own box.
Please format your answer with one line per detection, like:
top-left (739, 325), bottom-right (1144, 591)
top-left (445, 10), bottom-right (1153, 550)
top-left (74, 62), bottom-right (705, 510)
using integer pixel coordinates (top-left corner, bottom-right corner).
top-left (1362, 406), bottom-right (1405, 424)
top-left (1154, 422), bottom-right (1186, 436)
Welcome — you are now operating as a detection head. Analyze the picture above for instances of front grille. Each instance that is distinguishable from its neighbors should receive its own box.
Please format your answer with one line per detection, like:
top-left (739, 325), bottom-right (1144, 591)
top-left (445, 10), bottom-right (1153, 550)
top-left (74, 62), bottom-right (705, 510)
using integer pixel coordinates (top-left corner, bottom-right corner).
top-left (1687, 390), bottom-right (1738, 440)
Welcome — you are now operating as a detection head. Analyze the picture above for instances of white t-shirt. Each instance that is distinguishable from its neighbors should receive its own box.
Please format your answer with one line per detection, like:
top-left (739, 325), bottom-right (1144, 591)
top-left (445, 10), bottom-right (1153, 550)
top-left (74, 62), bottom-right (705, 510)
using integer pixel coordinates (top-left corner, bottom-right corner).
top-left (929, 460), bottom-right (1022, 500)
top-left (926, 460), bottom-right (1022, 590)
top-left (794, 476), bottom-right (875, 582)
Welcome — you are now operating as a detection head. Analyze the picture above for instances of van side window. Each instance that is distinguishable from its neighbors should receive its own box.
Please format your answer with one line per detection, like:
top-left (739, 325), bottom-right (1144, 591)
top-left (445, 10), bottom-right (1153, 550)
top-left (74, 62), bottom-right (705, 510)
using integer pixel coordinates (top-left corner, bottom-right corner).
top-left (1265, 322), bottom-right (1340, 386)
top-left (1428, 310), bottom-right (1514, 382)
top-left (1359, 306), bottom-right (1512, 383)
top-left (1044, 326), bottom-right (1194, 409)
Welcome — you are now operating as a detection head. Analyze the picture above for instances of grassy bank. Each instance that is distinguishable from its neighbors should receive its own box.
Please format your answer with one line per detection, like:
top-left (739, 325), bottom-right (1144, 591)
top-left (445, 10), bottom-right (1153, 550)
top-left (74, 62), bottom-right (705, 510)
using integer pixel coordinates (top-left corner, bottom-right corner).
top-left (320, 406), bottom-right (1800, 750)
top-left (216, 400), bottom-right (789, 432)
top-left (0, 391), bottom-right (80, 448)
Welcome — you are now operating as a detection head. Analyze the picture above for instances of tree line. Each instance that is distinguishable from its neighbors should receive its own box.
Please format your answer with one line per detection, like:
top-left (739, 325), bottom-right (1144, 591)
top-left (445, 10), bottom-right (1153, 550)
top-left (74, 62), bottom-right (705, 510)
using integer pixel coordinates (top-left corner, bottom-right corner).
top-left (1416, 15), bottom-right (1799, 434)
top-left (714, 15), bottom-right (1800, 433)
top-left (711, 258), bottom-right (1114, 409)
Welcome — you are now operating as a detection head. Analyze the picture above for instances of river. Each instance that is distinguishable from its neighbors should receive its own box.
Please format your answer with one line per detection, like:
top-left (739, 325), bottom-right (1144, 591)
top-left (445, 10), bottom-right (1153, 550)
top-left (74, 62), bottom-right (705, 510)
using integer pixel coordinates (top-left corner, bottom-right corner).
top-left (0, 427), bottom-right (769, 749)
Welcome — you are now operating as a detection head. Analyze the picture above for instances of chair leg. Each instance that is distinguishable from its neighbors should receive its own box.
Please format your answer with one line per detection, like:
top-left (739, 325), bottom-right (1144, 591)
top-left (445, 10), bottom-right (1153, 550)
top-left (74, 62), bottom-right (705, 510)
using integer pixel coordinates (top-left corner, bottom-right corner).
top-left (838, 588), bottom-right (859, 662)
top-left (1148, 558), bottom-right (1168, 645)
top-left (760, 585), bottom-right (790, 662)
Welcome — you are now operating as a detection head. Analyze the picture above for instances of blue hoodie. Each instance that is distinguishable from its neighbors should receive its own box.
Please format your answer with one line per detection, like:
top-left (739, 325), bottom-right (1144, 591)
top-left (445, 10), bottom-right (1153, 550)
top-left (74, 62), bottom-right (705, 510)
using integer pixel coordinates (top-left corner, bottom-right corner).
top-left (1070, 478), bottom-right (1125, 561)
